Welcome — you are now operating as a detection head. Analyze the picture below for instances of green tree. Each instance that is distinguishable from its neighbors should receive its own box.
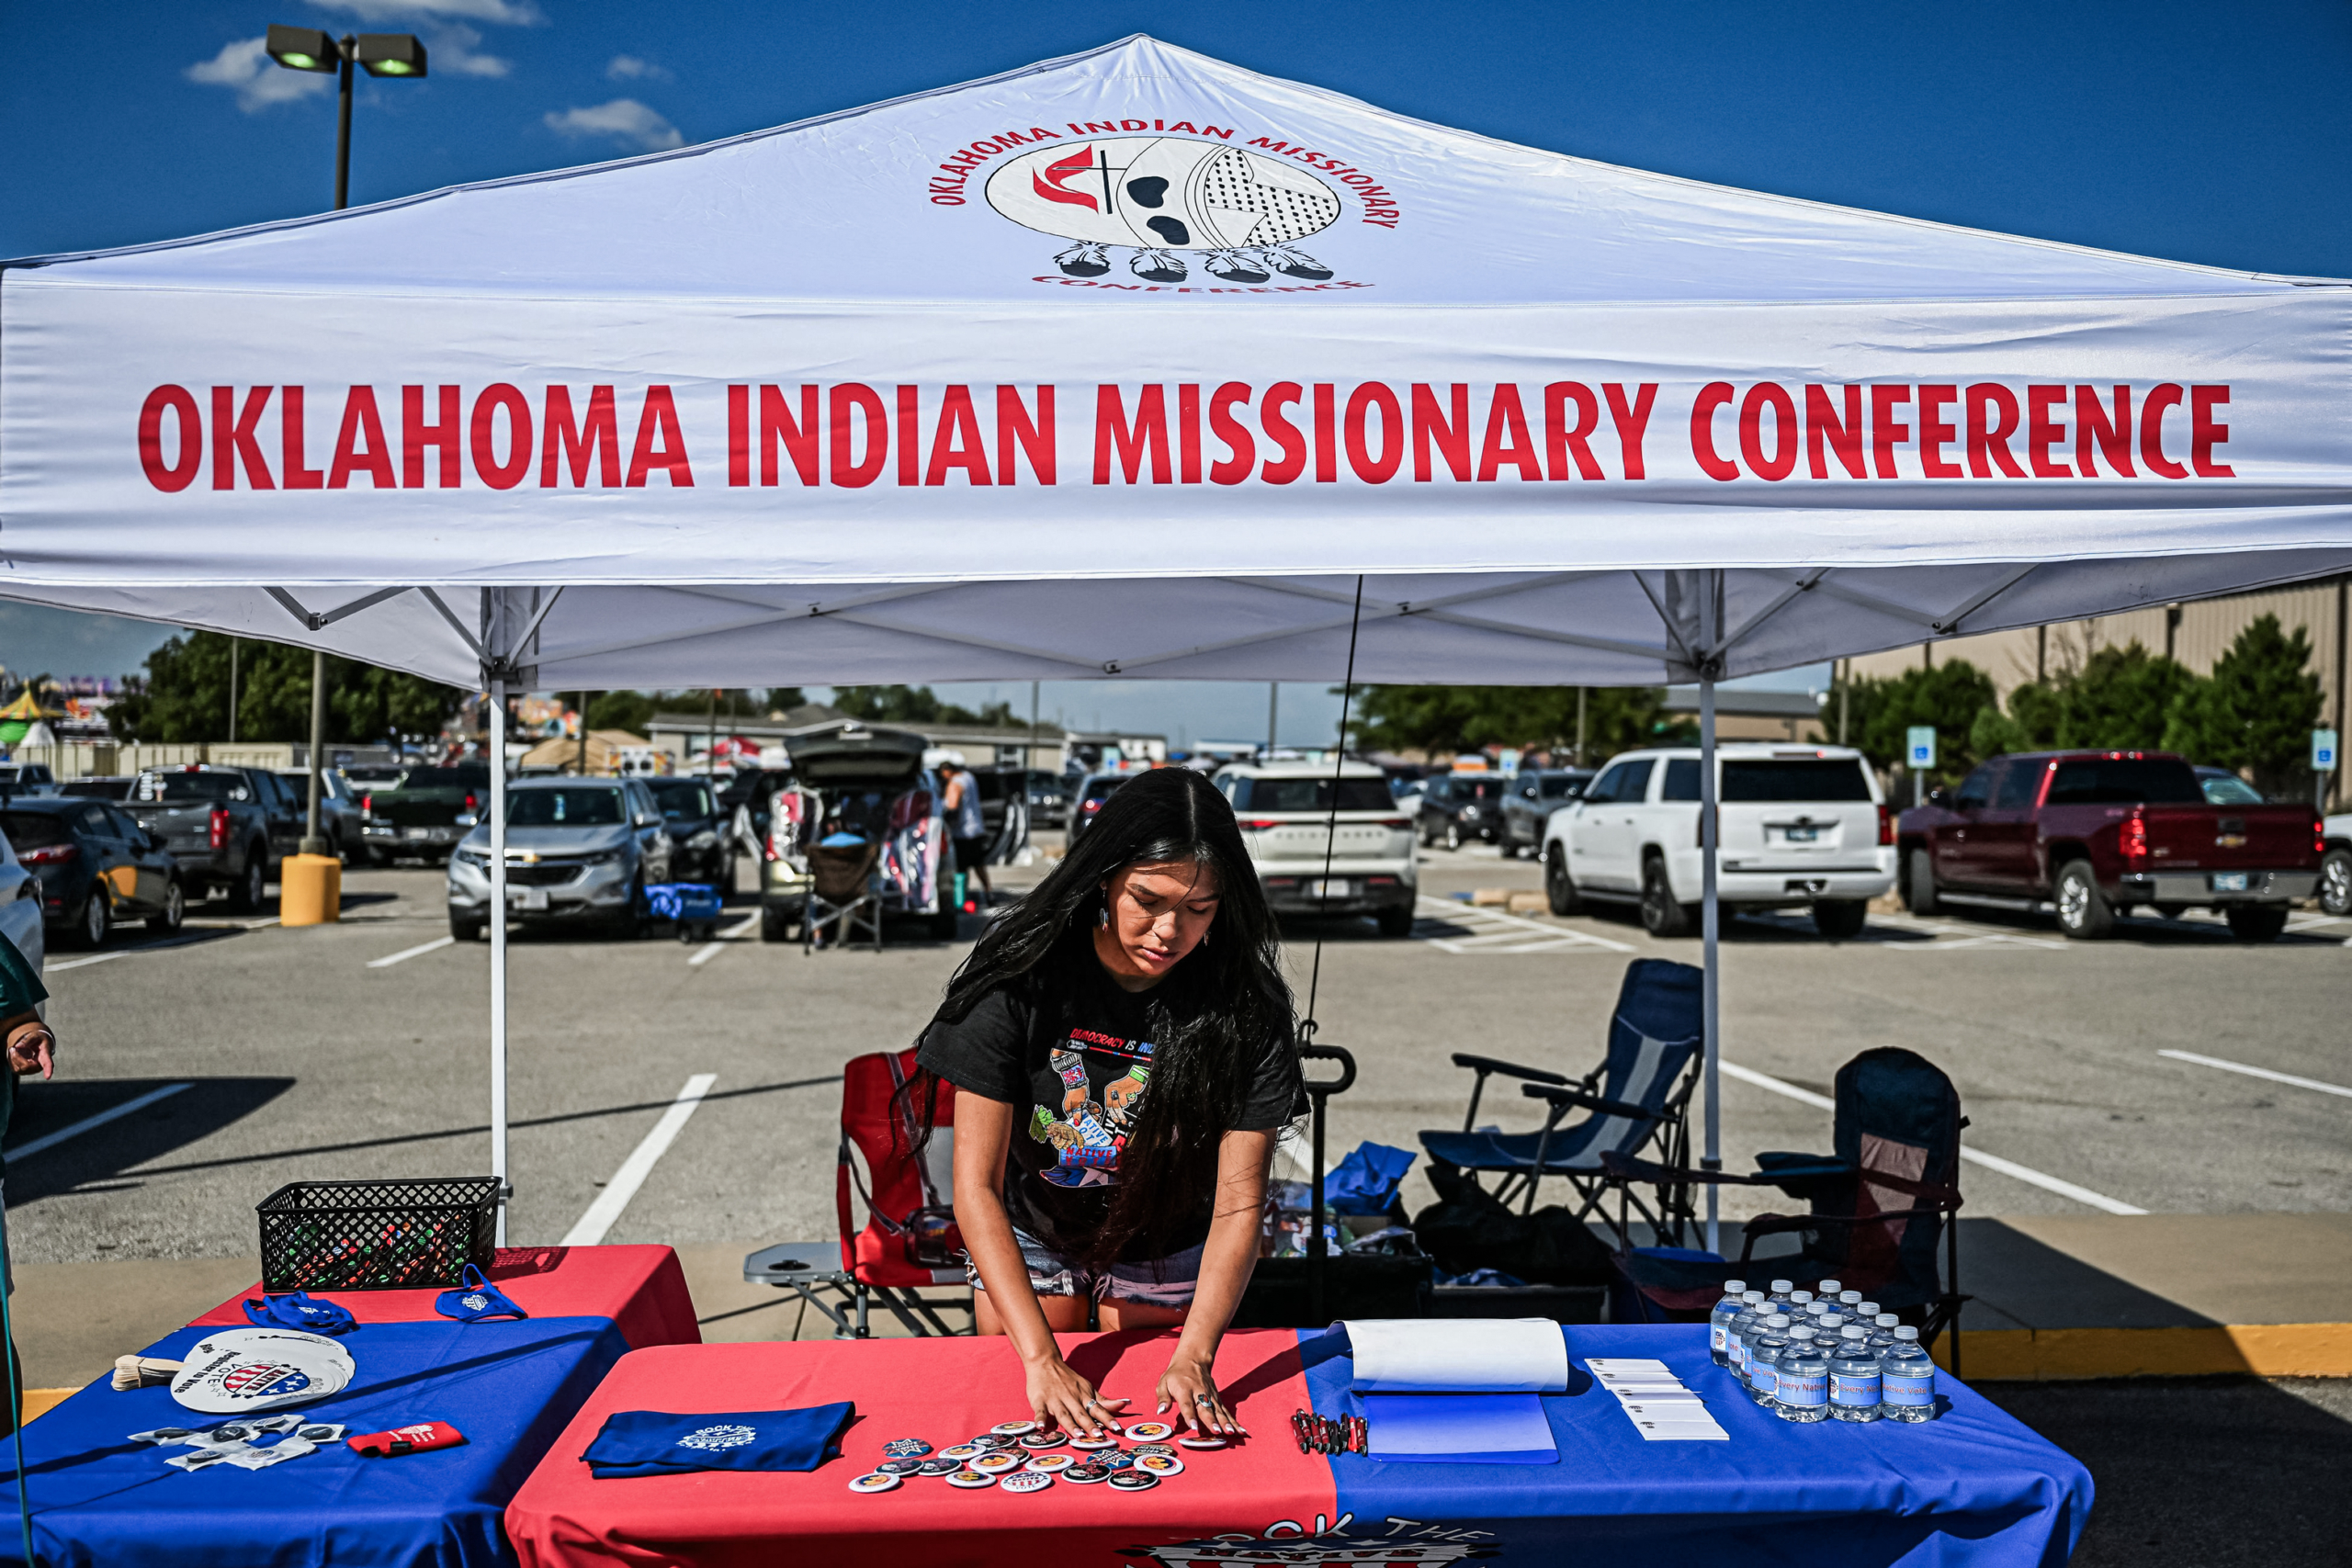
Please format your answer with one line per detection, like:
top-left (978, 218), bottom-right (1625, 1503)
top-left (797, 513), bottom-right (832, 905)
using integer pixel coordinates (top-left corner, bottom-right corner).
top-left (1841, 659), bottom-right (2000, 782)
top-left (829, 685), bottom-right (1013, 728)
top-left (584, 691), bottom-right (658, 734)
top-left (1348, 685), bottom-right (1679, 762)
top-left (107, 632), bottom-right (462, 743)
top-left (2051, 642), bottom-right (2196, 750)
top-left (2163, 614), bottom-right (2324, 795)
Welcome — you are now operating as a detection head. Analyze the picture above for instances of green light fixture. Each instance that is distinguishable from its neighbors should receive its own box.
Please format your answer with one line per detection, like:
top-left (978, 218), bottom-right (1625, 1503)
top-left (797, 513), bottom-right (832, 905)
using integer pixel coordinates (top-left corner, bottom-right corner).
top-left (265, 24), bottom-right (337, 73)
top-left (356, 33), bottom-right (428, 79)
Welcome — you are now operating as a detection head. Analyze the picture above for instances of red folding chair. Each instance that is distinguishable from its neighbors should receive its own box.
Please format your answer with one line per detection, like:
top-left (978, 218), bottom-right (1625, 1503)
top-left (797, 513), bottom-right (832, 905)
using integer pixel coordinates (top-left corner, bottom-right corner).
top-left (744, 1047), bottom-right (974, 1337)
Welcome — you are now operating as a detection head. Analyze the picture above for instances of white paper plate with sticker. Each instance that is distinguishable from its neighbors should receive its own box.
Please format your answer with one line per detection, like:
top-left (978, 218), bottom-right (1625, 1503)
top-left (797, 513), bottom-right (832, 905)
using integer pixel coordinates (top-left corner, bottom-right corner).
top-left (170, 1329), bottom-right (354, 1415)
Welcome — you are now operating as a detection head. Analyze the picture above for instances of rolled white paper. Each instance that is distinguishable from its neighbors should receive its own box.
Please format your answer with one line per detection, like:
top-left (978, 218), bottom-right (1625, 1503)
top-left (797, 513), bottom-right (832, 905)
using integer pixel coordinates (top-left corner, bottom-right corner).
top-left (1340, 1318), bottom-right (1569, 1393)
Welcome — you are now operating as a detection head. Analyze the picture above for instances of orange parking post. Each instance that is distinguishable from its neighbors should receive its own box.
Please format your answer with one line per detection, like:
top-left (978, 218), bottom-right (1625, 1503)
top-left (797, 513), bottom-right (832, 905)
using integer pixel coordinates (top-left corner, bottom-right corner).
top-left (279, 853), bottom-right (342, 925)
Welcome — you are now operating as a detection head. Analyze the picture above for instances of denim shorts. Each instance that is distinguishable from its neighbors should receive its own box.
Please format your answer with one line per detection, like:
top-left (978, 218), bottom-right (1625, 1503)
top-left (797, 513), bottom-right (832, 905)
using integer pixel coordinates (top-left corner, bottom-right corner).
top-left (969, 1226), bottom-right (1203, 1308)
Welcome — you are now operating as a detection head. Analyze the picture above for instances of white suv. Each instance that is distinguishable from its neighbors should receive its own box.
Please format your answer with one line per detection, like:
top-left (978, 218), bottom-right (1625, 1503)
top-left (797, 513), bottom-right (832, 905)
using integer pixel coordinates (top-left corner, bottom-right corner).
top-left (1540, 744), bottom-right (1895, 939)
top-left (1216, 761), bottom-right (1418, 938)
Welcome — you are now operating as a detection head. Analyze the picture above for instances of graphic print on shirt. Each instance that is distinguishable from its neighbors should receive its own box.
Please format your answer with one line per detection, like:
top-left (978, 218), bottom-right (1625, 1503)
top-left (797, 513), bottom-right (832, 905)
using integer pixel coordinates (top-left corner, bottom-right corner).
top-left (1031, 1029), bottom-right (1154, 1190)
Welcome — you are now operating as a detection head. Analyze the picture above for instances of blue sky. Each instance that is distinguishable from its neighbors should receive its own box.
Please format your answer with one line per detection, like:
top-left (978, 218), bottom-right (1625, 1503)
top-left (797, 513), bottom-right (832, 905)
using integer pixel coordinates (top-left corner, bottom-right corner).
top-left (6, 1), bottom-right (2349, 739)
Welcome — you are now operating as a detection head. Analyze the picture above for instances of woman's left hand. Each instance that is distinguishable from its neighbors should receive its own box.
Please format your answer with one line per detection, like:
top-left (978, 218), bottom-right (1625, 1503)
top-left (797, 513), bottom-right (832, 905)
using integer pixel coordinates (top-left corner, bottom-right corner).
top-left (1156, 1350), bottom-right (1246, 1438)
top-left (5, 1023), bottom-right (54, 1080)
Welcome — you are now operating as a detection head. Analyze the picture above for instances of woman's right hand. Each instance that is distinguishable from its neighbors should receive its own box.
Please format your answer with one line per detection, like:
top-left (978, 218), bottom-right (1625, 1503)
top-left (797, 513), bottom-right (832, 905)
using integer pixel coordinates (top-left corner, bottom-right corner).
top-left (1025, 1352), bottom-right (1130, 1438)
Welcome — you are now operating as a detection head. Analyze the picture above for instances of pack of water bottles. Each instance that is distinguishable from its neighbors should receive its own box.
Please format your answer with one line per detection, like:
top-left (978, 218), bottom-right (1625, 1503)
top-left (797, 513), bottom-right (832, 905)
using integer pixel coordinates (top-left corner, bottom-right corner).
top-left (1706, 1278), bottom-right (1938, 1425)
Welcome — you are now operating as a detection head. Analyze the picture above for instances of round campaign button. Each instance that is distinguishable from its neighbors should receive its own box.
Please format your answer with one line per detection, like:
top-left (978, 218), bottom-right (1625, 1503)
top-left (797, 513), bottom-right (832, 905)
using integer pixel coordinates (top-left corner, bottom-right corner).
top-left (1066, 1432), bottom-right (1120, 1450)
top-left (1062, 1462), bottom-right (1113, 1484)
top-left (917, 1458), bottom-right (962, 1476)
top-left (1129, 1443), bottom-right (1177, 1458)
top-left (877, 1458), bottom-right (926, 1476)
top-left (944, 1469), bottom-right (997, 1489)
top-left (881, 1438), bottom-right (933, 1459)
top-left (1000, 1471), bottom-right (1054, 1494)
top-left (1134, 1452), bottom-right (1185, 1476)
top-left (1177, 1434), bottom-right (1229, 1450)
top-left (847, 1472), bottom-right (901, 1494)
top-left (967, 1433), bottom-right (1014, 1450)
top-left (938, 1444), bottom-right (983, 1462)
top-left (1099, 1451), bottom-right (1136, 1471)
top-left (1023, 1453), bottom-right (1074, 1473)
top-left (969, 1451), bottom-right (1023, 1475)
top-left (1018, 1431), bottom-right (1066, 1450)
top-left (990, 1419), bottom-right (1040, 1437)
top-left (1124, 1421), bottom-right (1176, 1441)
top-left (1108, 1470), bottom-right (1160, 1492)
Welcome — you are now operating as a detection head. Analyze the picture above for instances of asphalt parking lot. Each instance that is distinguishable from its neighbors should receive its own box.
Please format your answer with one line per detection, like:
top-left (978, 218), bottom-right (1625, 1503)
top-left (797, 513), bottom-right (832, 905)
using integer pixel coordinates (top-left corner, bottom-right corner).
top-left (6, 835), bottom-right (2348, 1566)
top-left (8, 836), bottom-right (2347, 1265)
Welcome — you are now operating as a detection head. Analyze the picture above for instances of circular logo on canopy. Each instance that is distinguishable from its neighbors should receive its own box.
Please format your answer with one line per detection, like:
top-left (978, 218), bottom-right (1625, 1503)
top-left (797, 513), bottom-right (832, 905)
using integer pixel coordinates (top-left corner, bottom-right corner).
top-left (987, 138), bottom-right (1340, 285)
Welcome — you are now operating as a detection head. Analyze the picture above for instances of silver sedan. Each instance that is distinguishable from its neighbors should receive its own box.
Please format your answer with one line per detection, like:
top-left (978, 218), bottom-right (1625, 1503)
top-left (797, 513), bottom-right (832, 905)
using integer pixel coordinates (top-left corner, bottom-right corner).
top-left (447, 778), bottom-right (673, 940)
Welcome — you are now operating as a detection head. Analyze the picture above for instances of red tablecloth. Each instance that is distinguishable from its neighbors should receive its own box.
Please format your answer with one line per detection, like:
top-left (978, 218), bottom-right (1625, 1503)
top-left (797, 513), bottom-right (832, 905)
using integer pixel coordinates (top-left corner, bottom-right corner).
top-left (194, 1244), bottom-right (701, 1350)
top-left (504, 1328), bottom-right (1339, 1568)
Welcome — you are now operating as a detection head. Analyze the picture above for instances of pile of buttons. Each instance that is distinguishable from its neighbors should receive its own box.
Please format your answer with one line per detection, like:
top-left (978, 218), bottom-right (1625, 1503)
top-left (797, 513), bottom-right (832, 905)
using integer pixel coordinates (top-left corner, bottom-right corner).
top-left (847, 1416), bottom-right (1234, 1494)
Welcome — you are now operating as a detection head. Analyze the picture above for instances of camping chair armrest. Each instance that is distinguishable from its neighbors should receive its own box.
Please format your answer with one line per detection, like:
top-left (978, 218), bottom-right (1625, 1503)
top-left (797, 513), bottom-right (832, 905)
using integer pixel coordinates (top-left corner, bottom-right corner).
top-left (1600, 1150), bottom-right (1765, 1186)
top-left (1522, 1082), bottom-right (1658, 1122)
top-left (1449, 1053), bottom-right (1570, 1087)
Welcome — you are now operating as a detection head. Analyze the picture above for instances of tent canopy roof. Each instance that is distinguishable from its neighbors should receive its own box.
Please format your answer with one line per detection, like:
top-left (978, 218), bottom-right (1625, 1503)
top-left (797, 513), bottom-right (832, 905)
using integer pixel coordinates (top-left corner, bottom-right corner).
top-left (12, 36), bottom-right (2332, 308)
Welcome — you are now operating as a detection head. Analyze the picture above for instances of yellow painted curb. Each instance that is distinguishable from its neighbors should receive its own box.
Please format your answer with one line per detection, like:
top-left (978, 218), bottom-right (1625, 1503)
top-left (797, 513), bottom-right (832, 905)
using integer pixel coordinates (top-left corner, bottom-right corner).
top-left (1935, 1323), bottom-right (2352, 1381)
top-left (22, 1387), bottom-right (79, 1423)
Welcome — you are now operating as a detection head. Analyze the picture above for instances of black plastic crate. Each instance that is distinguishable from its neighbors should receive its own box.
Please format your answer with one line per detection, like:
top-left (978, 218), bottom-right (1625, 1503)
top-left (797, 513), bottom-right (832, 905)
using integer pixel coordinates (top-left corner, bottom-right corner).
top-left (257, 1177), bottom-right (500, 1292)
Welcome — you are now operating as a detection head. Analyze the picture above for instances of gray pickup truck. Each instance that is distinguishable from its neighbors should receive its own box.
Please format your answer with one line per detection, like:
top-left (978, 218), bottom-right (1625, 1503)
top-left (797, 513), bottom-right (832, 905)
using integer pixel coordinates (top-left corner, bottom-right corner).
top-left (124, 764), bottom-right (302, 910)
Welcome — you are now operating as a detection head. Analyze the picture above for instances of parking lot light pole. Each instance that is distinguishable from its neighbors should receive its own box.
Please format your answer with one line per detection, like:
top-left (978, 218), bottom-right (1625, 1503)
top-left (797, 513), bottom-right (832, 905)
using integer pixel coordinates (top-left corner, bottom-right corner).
top-left (267, 25), bottom-right (426, 854)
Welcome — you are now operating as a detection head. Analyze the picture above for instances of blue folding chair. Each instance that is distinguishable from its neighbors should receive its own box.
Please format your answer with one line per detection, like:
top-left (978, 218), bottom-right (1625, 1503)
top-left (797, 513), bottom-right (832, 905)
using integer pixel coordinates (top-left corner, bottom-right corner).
top-left (1419, 959), bottom-right (1704, 1244)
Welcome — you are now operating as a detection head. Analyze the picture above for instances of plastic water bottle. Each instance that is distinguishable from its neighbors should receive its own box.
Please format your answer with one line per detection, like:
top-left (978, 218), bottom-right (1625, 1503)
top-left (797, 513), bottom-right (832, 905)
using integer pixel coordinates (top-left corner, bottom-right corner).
top-left (1747, 1328), bottom-right (1792, 1405)
top-left (1869, 1313), bottom-right (1900, 1350)
top-left (1767, 1278), bottom-right (1796, 1311)
top-left (1853, 1300), bottom-right (1881, 1323)
top-left (1776, 1332), bottom-right (1828, 1422)
top-left (1816, 1314), bottom-right (1845, 1336)
top-left (1880, 1327), bottom-right (1937, 1422)
top-left (1838, 1290), bottom-right (1863, 1312)
top-left (1726, 1293), bottom-right (1767, 1380)
top-left (1816, 1278), bottom-right (1843, 1298)
top-left (1788, 1289), bottom-right (1815, 1313)
top-left (1709, 1280), bottom-right (1749, 1366)
top-left (1829, 1325), bottom-right (1882, 1422)
top-left (1737, 1312), bottom-right (1790, 1389)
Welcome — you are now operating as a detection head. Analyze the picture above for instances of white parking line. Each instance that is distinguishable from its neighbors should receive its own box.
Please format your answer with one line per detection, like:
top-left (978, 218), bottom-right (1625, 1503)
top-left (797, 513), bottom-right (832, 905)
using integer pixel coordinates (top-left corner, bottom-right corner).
top-left (1867, 911), bottom-right (2069, 951)
top-left (2158, 1048), bottom-right (2352, 1100)
top-left (686, 914), bottom-right (762, 967)
top-left (42, 952), bottom-right (128, 974)
top-left (367, 934), bottom-right (456, 969)
top-left (1719, 1059), bottom-right (2148, 1215)
top-left (1416, 896), bottom-right (1634, 954)
top-left (560, 1073), bottom-right (718, 1247)
top-left (6, 1082), bottom-right (193, 1162)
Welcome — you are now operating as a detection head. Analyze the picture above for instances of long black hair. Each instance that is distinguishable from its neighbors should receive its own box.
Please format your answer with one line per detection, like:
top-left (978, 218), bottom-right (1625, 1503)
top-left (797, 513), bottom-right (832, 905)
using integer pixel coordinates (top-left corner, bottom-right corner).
top-left (909, 766), bottom-right (1296, 1265)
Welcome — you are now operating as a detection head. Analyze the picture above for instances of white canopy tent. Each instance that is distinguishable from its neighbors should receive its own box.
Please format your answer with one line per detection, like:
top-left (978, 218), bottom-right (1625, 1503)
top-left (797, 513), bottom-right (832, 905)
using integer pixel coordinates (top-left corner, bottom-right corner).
top-left (6, 36), bottom-right (2349, 1248)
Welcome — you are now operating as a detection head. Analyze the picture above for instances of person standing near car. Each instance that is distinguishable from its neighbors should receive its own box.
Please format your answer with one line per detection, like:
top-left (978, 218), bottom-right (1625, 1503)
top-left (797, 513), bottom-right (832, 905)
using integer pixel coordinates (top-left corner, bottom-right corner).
top-left (907, 767), bottom-right (1300, 1440)
top-left (940, 760), bottom-right (992, 904)
top-left (0, 929), bottom-right (56, 1439)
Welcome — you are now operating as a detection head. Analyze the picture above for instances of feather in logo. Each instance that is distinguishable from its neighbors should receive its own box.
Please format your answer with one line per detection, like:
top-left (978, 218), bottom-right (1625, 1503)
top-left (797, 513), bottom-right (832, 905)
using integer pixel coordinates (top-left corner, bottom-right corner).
top-left (987, 138), bottom-right (1340, 284)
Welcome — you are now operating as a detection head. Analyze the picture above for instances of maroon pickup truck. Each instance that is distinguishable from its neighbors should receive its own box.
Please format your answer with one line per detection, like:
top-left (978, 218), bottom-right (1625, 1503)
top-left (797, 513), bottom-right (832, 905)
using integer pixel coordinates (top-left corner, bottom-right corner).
top-left (1897, 750), bottom-right (2322, 942)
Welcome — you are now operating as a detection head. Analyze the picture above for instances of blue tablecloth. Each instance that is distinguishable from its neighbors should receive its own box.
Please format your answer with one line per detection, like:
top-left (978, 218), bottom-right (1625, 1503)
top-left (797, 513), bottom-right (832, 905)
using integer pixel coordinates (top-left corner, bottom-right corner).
top-left (1304, 1325), bottom-right (2091, 1568)
top-left (0, 1316), bottom-right (629, 1568)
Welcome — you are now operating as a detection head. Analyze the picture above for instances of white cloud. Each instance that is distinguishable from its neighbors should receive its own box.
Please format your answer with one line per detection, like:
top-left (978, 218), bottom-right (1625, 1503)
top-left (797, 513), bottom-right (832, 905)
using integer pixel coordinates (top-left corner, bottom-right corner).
top-left (605, 55), bottom-right (672, 83)
top-left (543, 98), bottom-right (683, 152)
top-left (427, 22), bottom-right (511, 78)
top-left (311, 0), bottom-right (543, 23)
top-left (186, 37), bottom-right (333, 113)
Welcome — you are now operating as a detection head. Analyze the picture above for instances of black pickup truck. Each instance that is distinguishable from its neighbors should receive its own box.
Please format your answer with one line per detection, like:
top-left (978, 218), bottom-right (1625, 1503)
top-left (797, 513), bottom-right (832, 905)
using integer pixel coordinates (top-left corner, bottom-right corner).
top-left (356, 764), bottom-right (492, 864)
top-left (124, 764), bottom-right (302, 910)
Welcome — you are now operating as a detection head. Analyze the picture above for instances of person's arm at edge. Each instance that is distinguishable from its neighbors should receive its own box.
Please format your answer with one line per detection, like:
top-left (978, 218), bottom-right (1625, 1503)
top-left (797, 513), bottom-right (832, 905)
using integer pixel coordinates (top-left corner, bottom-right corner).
top-left (950, 1089), bottom-right (1128, 1437)
top-left (1153, 1125), bottom-right (1274, 1436)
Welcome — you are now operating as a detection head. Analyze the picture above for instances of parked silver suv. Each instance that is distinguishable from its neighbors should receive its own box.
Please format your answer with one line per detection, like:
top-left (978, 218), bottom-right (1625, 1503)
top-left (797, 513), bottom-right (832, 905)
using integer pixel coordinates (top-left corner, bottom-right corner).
top-left (447, 777), bottom-right (673, 939)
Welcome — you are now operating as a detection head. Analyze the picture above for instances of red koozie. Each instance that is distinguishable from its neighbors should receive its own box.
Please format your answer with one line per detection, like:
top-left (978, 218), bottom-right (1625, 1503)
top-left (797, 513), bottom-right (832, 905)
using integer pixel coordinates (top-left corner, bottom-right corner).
top-left (348, 1421), bottom-right (468, 1457)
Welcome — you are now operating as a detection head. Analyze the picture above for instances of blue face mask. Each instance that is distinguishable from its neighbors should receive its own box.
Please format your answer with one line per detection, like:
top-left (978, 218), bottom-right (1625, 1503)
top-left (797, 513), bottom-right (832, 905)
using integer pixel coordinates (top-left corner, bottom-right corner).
top-left (243, 1292), bottom-right (356, 1336)
top-left (434, 1265), bottom-right (526, 1323)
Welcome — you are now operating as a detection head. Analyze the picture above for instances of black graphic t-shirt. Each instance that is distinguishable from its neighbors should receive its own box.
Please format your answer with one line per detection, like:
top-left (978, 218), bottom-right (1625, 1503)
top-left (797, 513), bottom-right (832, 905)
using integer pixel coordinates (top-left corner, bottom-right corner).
top-left (918, 956), bottom-right (1299, 1262)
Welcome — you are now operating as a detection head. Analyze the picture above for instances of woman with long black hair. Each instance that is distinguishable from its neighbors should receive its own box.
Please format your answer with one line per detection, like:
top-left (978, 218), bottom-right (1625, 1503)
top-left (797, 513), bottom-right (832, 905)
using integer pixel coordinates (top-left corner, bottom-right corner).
top-left (912, 766), bottom-right (1299, 1439)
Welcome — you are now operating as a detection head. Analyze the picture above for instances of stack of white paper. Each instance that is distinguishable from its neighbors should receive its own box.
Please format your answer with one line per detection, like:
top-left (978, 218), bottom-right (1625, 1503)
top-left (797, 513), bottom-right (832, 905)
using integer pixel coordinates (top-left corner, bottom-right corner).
top-left (1585, 1358), bottom-right (1729, 1441)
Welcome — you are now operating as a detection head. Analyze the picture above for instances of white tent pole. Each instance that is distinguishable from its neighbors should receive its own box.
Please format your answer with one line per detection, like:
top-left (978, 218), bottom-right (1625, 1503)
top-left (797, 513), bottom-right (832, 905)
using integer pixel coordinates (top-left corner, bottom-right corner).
top-left (488, 670), bottom-right (510, 1246)
top-left (1699, 573), bottom-right (1723, 1258)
